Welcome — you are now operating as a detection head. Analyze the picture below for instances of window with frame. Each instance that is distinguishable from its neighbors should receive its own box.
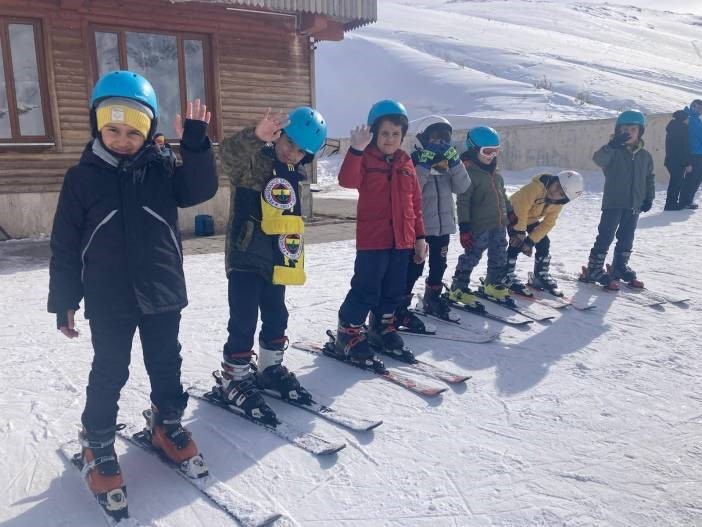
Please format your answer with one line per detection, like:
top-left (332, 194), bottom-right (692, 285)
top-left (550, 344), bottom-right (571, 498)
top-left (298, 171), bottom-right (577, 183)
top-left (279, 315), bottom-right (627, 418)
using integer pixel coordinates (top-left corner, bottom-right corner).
top-left (0, 18), bottom-right (52, 143)
top-left (92, 28), bottom-right (213, 140)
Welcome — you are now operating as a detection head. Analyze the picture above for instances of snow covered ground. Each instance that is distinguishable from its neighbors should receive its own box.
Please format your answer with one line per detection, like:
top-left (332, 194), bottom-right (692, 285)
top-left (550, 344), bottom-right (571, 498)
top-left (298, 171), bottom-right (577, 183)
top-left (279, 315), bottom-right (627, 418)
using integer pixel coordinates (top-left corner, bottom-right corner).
top-left (2, 169), bottom-right (701, 526)
top-left (316, 0), bottom-right (702, 135)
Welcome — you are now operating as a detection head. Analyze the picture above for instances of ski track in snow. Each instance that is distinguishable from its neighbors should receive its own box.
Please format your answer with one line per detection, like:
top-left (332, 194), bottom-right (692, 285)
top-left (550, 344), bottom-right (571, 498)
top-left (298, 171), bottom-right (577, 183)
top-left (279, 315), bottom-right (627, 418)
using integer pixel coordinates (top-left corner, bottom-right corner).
top-left (1, 167), bottom-right (702, 525)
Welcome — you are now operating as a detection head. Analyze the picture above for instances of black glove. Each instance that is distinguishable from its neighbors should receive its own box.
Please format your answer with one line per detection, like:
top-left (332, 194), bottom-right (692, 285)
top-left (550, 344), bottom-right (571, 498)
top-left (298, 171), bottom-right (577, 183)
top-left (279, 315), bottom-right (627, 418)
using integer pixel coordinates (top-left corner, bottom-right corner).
top-left (640, 199), bottom-right (652, 213)
top-left (608, 132), bottom-right (630, 149)
top-left (56, 311), bottom-right (69, 330)
top-left (521, 237), bottom-right (535, 257)
top-left (180, 119), bottom-right (210, 151)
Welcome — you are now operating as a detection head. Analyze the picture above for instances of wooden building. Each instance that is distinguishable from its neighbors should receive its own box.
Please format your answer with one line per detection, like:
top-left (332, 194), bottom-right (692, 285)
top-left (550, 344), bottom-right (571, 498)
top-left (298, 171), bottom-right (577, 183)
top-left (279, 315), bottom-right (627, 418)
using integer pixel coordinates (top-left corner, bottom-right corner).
top-left (0, 0), bottom-right (376, 238)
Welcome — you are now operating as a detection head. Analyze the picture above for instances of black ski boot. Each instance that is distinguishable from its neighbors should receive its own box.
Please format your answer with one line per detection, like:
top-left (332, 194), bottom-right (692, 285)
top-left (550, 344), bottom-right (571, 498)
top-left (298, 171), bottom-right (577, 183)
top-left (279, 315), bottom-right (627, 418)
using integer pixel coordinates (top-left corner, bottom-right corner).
top-left (334, 320), bottom-right (374, 362)
top-left (531, 254), bottom-right (563, 297)
top-left (255, 336), bottom-right (312, 405)
top-left (579, 251), bottom-right (619, 290)
top-left (394, 294), bottom-right (427, 333)
top-left (502, 253), bottom-right (533, 297)
top-left (367, 313), bottom-right (415, 362)
top-left (422, 282), bottom-right (452, 319)
top-left (78, 425), bottom-right (128, 520)
top-left (215, 356), bottom-right (278, 426)
top-left (610, 251), bottom-right (644, 288)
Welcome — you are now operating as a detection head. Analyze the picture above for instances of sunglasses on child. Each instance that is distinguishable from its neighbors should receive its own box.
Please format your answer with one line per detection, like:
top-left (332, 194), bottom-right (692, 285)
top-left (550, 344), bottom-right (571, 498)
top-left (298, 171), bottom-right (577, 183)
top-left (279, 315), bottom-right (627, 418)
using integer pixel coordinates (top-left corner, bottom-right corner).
top-left (479, 146), bottom-right (500, 157)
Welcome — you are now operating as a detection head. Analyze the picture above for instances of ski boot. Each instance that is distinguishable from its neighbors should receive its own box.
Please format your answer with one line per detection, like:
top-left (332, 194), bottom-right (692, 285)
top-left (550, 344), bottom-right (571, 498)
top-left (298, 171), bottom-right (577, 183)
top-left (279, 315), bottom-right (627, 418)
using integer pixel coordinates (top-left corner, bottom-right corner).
top-left (502, 254), bottom-right (533, 297)
top-left (422, 282), bottom-right (453, 320)
top-left (78, 425), bottom-right (129, 520)
top-left (609, 252), bottom-right (644, 288)
top-left (255, 336), bottom-right (312, 405)
top-left (481, 280), bottom-right (514, 305)
top-left (530, 255), bottom-right (563, 297)
top-left (394, 294), bottom-right (427, 333)
top-left (448, 271), bottom-right (484, 310)
top-left (367, 313), bottom-right (415, 362)
top-left (579, 251), bottom-right (619, 290)
top-left (215, 355), bottom-right (278, 426)
top-left (143, 404), bottom-right (208, 479)
top-left (332, 321), bottom-right (386, 372)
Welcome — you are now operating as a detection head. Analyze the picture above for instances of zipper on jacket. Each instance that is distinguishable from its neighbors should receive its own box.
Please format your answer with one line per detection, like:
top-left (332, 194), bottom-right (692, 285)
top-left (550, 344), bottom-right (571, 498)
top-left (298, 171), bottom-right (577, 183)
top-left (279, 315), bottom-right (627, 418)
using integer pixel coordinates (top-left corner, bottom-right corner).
top-left (434, 174), bottom-right (443, 234)
top-left (489, 172), bottom-right (503, 225)
top-left (142, 206), bottom-right (183, 261)
top-left (81, 209), bottom-right (118, 282)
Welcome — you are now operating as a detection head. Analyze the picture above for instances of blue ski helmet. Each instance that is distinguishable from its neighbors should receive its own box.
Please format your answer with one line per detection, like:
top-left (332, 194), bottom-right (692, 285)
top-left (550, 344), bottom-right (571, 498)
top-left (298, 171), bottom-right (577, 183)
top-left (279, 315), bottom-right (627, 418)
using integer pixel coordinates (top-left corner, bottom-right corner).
top-left (616, 110), bottom-right (645, 127)
top-left (90, 70), bottom-right (158, 138)
top-left (367, 99), bottom-right (408, 127)
top-left (466, 126), bottom-right (500, 150)
top-left (284, 106), bottom-right (327, 155)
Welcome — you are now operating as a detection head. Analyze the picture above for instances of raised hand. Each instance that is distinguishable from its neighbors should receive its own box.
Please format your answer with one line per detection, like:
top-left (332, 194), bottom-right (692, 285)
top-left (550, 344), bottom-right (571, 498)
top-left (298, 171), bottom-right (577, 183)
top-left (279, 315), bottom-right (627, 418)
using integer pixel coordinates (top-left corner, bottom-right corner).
top-left (350, 124), bottom-right (372, 151)
top-left (175, 99), bottom-right (211, 138)
top-left (255, 108), bottom-right (289, 143)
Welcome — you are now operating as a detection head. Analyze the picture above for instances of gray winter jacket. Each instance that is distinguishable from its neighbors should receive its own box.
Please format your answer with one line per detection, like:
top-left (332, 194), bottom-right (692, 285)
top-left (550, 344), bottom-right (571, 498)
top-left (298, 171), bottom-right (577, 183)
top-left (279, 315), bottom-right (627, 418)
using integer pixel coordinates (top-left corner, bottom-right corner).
top-left (414, 161), bottom-right (471, 236)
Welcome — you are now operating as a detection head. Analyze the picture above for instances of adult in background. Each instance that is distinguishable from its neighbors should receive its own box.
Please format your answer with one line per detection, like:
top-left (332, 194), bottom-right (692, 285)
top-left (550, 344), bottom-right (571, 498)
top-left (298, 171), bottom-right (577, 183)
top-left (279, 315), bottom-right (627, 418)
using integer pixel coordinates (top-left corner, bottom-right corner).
top-left (679, 99), bottom-right (702, 209)
top-left (663, 110), bottom-right (692, 210)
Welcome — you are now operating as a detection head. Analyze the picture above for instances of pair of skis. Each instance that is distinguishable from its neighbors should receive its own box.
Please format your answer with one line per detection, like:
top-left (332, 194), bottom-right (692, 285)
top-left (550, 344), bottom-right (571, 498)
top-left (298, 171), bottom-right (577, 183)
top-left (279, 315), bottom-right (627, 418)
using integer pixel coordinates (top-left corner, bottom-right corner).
top-left (60, 424), bottom-right (283, 527)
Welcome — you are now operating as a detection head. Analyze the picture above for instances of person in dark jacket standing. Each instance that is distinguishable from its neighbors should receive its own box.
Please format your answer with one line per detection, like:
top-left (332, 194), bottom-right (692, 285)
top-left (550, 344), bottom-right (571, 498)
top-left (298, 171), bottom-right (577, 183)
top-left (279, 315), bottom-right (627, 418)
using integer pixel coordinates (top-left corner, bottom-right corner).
top-left (579, 110), bottom-right (654, 290)
top-left (335, 99), bottom-right (427, 363)
top-left (47, 70), bottom-right (217, 518)
top-left (678, 99), bottom-right (702, 209)
top-left (214, 107), bottom-right (327, 425)
top-left (664, 110), bottom-right (692, 210)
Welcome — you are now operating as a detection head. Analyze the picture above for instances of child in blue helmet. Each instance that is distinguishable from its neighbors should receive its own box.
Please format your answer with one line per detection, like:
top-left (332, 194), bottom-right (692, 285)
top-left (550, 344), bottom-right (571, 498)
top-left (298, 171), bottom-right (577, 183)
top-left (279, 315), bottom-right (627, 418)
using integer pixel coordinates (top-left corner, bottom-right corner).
top-left (394, 115), bottom-right (471, 331)
top-left (579, 109), bottom-right (655, 290)
top-left (48, 70), bottom-right (218, 518)
top-left (214, 106), bottom-right (327, 425)
top-left (333, 99), bottom-right (427, 365)
top-left (449, 126), bottom-right (514, 306)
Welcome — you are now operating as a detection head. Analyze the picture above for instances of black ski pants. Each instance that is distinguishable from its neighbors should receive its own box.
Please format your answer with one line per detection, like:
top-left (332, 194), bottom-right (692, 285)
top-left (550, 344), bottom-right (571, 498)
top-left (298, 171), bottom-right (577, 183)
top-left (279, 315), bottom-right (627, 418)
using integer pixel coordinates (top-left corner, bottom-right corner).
top-left (591, 208), bottom-right (639, 257)
top-left (82, 311), bottom-right (187, 432)
top-left (507, 222), bottom-right (551, 260)
top-left (679, 155), bottom-right (702, 207)
top-left (405, 234), bottom-right (450, 294)
top-left (223, 270), bottom-right (288, 359)
top-left (665, 163), bottom-right (687, 207)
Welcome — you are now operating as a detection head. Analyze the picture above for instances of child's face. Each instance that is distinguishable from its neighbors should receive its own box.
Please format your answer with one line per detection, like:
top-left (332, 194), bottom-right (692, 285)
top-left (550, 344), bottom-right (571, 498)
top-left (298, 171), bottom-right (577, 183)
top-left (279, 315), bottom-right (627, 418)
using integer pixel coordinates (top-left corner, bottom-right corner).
top-left (546, 180), bottom-right (567, 202)
top-left (274, 133), bottom-right (306, 165)
top-left (477, 148), bottom-right (499, 164)
top-left (620, 124), bottom-right (640, 144)
top-left (376, 120), bottom-right (403, 155)
top-left (100, 123), bottom-right (146, 155)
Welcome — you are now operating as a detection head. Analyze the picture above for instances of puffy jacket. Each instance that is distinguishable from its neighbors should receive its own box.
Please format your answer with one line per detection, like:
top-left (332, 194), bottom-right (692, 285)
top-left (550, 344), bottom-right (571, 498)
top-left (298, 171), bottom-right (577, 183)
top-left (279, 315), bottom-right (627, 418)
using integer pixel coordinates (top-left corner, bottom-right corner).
top-left (665, 112), bottom-right (692, 167)
top-left (686, 107), bottom-right (702, 155)
top-left (456, 159), bottom-right (512, 233)
top-left (220, 127), bottom-right (307, 283)
top-left (593, 141), bottom-right (655, 210)
top-left (338, 145), bottom-right (425, 250)
top-left (411, 152), bottom-right (471, 236)
top-left (508, 175), bottom-right (563, 243)
top-left (48, 120), bottom-right (218, 319)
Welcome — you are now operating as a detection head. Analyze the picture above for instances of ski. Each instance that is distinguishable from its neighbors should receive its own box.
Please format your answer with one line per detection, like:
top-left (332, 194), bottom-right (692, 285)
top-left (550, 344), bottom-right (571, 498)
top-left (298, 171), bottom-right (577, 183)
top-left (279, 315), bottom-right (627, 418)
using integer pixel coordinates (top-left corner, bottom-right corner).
top-left (445, 297), bottom-right (533, 326)
top-left (260, 387), bottom-right (383, 432)
top-left (189, 386), bottom-right (345, 455)
top-left (407, 309), bottom-right (500, 343)
top-left (118, 426), bottom-right (283, 527)
top-left (291, 337), bottom-right (448, 396)
top-left (526, 272), bottom-right (597, 310)
top-left (400, 328), bottom-right (498, 344)
top-left (559, 272), bottom-right (665, 307)
top-left (620, 283), bottom-right (690, 305)
top-left (475, 282), bottom-right (557, 322)
top-left (59, 439), bottom-right (138, 527)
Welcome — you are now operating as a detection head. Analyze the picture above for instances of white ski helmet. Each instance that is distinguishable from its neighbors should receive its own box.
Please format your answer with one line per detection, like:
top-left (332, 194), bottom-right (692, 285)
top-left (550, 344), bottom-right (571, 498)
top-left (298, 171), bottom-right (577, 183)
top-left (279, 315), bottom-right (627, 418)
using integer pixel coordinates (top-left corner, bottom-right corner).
top-left (409, 115), bottom-right (453, 149)
top-left (556, 170), bottom-right (584, 201)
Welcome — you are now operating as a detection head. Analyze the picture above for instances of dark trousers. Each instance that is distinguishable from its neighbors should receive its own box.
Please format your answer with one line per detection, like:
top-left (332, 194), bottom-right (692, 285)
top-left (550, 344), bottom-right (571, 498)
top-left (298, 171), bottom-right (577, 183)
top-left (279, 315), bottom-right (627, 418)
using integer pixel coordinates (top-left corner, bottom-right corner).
top-left (679, 155), bottom-right (702, 206)
top-left (507, 222), bottom-right (550, 260)
top-left (339, 248), bottom-right (412, 325)
top-left (223, 270), bottom-right (288, 359)
top-left (591, 208), bottom-right (639, 256)
top-left (82, 311), bottom-right (187, 432)
top-left (454, 227), bottom-right (508, 283)
top-left (665, 163), bottom-right (687, 207)
top-left (405, 234), bottom-right (450, 293)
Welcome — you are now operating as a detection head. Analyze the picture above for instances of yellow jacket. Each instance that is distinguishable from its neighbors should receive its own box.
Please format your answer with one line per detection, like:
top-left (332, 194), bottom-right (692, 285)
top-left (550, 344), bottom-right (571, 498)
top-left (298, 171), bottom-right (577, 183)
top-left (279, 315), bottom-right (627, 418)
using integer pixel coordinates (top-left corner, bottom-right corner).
top-left (508, 175), bottom-right (563, 243)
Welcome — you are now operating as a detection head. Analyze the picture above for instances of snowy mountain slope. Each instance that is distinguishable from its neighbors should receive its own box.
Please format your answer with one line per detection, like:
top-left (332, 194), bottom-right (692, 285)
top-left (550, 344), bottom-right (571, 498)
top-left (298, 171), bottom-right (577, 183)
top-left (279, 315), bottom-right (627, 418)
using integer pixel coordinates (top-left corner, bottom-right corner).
top-left (2, 173), bottom-right (701, 526)
top-left (316, 0), bottom-right (702, 135)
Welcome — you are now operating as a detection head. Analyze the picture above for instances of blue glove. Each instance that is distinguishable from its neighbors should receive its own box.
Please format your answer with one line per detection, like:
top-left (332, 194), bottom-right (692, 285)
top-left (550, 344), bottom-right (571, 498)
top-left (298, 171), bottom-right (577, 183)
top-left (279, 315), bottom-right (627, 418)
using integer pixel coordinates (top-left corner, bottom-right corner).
top-left (416, 142), bottom-right (446, 168)
top-left (438, 140), bottom-right (460, 167)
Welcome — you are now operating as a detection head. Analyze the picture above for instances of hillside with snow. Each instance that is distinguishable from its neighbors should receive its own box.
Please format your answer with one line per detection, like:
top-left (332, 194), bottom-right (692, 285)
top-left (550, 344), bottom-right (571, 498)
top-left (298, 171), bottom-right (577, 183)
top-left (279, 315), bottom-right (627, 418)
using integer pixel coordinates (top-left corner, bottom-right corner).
top-left (316, 0), bottom-right (702, 135)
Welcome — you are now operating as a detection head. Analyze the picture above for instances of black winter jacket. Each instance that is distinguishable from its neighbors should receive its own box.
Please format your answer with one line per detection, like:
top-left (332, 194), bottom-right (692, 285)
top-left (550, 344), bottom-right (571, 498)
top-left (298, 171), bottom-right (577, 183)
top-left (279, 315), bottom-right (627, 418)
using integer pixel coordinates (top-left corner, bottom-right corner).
top-left (664, 113), bottom-right (692, 168)
top-left (48, 120), bottom-right (218, 321)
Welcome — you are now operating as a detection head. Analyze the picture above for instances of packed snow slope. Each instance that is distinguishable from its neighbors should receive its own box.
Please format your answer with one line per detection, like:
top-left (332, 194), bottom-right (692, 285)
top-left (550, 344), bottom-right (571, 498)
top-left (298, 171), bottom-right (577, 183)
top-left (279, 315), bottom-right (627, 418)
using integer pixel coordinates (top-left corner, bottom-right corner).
top-left (2, 169), bottom-right (701, 526)
top-left (316, 0), bottom-right (702, 135)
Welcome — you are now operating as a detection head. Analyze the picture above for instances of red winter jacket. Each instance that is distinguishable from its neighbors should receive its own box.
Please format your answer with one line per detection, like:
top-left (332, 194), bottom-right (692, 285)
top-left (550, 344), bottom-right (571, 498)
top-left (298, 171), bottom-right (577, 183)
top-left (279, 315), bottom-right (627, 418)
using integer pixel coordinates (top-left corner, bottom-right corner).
top-left (338, 145), bottom-right (425, 250)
